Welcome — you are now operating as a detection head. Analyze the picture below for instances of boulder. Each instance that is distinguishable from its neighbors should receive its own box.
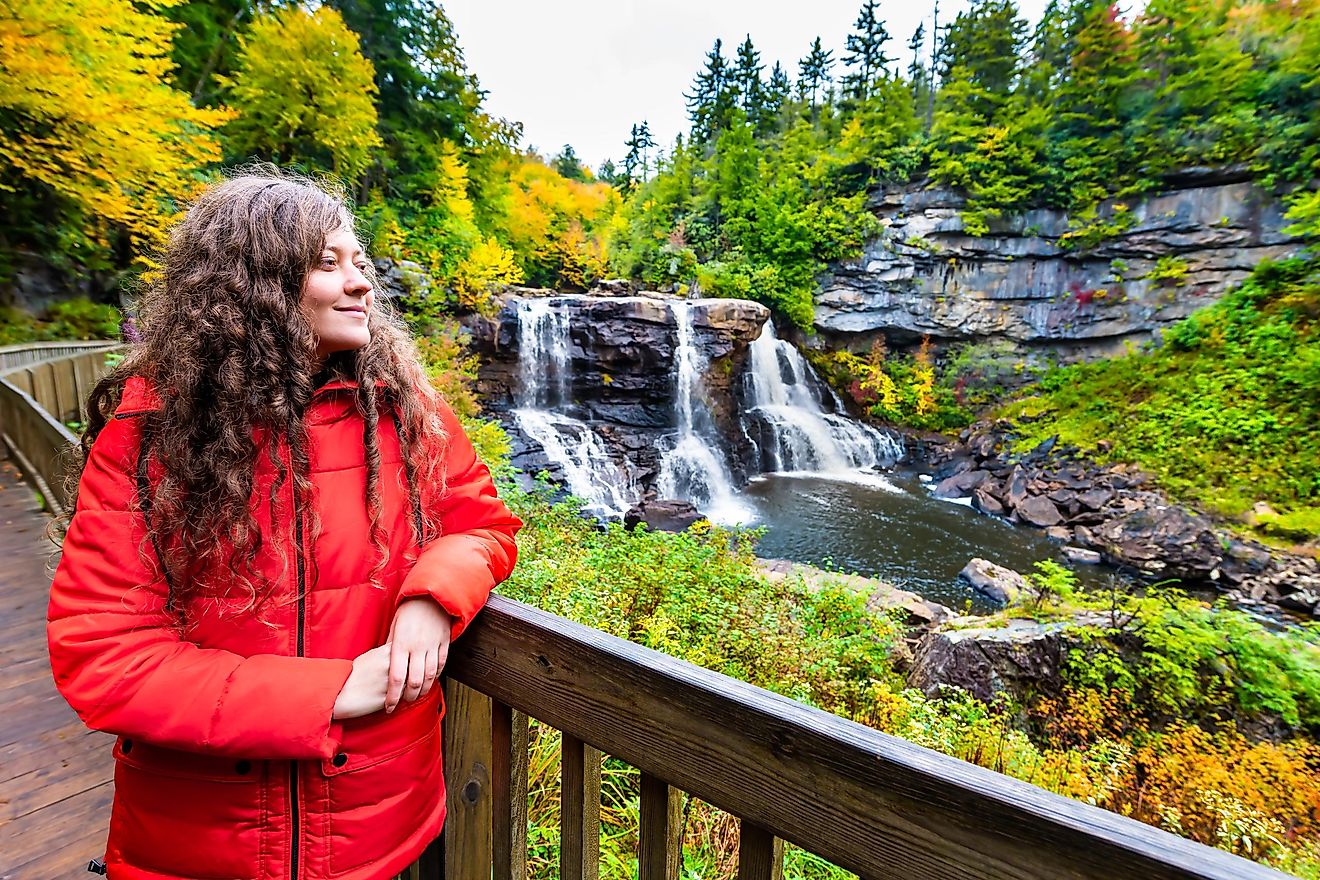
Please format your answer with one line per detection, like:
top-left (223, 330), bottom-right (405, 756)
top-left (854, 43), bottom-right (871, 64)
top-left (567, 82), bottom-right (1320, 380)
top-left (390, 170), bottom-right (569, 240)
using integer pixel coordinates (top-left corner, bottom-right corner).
top-left (935, 468), bottom-right (989, 498)
top-left (1016, 495), bottom-right (1064, 528)
top-left (1044, 526), bottom-right (1072, 542)
top-left (972, 486), bottom-right (1004, 517)
top-left (958, 558), bottom-right (1028, 605)
top-left (1089, 504), bottom-right (1224, 579)
top-left (1062, 546), bottom-right (1103, 565)
top-left (624, 499), bottom-right (705, 533)
top-left (907, 619), bottom-right (1068, 705)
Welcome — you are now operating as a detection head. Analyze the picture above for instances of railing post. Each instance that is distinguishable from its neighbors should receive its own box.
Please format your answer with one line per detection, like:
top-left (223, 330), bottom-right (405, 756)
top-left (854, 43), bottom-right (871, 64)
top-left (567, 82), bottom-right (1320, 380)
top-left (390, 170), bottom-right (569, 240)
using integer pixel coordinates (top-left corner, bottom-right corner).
top-left (443, 680), bottom-right (493, 880)
top-left (559, 733), bottom-right (601, 880)
top-left (736, 821), bottom-right (783, 880)
top-left (491, 701), bottom-right (529, 880)
top-left (638, 773), bottom-right (682, 880)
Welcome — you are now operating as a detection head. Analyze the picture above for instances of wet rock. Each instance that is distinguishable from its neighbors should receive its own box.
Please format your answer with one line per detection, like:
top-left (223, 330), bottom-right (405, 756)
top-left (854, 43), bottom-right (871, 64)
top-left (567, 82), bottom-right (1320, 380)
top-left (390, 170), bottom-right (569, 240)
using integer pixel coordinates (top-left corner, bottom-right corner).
top-left (1045, 526), bottom-right (1072, 542)
top-left (1017, 495), bottom-right (1065, 528)
top-left (1062, 546), bottom-right (1103, 565)
top-left (1004, 466), bottom-right (1029, 511)
top-left (624, 499), bottom-right (705, 533)
top-left (958, 558), bottom-right (1028, 605)
top-left (973, 486), bottom-right (1005, 517)
top-left (935, 469), bottom-right (989, 498)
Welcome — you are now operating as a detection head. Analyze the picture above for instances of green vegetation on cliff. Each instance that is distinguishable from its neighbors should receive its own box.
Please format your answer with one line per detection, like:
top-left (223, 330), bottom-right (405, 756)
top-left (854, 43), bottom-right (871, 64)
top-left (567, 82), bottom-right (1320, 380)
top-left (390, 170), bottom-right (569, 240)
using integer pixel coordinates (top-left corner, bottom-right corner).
top-left (1002, 256), bottom-right (1320, 539)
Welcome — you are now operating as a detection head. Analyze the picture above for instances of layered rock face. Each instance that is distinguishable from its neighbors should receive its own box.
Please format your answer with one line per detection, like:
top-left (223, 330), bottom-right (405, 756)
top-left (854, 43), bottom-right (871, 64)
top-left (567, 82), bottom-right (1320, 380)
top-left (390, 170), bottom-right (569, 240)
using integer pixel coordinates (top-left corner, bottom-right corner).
top-left (466, 288), bottom-right (768, 426)
top-left (463, 288), bottom-right (771, 496)
top-left (816, 171), bottom-right (1300, 360)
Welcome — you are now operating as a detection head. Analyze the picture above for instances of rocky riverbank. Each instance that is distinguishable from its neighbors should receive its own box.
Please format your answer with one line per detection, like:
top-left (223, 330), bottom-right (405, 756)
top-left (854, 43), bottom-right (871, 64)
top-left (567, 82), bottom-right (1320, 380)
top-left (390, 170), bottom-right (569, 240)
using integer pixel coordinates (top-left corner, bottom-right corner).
top-left (921, 421), bottom-right (1320, 618)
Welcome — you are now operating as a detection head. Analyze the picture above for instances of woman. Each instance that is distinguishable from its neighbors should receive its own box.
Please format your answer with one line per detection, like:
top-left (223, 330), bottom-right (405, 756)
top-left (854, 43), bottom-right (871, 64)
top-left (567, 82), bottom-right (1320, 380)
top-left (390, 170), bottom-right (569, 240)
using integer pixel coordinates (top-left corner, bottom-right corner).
top-left (46, 170), bottom-right (521, 880)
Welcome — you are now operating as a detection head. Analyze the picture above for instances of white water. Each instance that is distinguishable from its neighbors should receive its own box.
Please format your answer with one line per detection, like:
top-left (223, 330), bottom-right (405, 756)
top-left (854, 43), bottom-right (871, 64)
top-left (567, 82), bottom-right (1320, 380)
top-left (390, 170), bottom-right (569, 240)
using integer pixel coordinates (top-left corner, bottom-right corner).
top-left (516, 298), bottom-right (572, 409)
top-left (656, 302), bottom-right (753, 524)
top-left (512, 297), bottom-right (640, 517)
top-left (743, 322), bottom-right (904, 480)
top-left (512, 408), bottom-right (641, 517)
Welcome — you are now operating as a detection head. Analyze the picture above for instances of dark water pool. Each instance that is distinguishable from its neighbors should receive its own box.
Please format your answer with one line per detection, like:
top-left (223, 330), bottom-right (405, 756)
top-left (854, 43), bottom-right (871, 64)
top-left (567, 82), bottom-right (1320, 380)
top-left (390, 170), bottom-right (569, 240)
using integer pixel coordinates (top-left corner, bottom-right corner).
top-left (740, 468), bottom-right (1121, 613)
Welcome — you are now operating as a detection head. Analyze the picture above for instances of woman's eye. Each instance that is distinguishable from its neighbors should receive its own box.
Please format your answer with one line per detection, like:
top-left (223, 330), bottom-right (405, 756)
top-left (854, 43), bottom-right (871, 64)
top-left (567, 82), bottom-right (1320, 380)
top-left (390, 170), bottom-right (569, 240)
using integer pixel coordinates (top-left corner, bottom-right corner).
top-left (320, 257), bottom-right (337, 269)
top-left (354, 263), bottom-right (369, 273)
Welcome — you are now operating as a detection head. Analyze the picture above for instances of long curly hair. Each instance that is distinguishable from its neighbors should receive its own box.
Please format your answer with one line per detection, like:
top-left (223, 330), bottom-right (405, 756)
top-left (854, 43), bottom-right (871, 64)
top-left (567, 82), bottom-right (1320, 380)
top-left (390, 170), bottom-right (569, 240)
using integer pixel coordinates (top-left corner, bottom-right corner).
top-left (77, 168), bottom-right (447, 616)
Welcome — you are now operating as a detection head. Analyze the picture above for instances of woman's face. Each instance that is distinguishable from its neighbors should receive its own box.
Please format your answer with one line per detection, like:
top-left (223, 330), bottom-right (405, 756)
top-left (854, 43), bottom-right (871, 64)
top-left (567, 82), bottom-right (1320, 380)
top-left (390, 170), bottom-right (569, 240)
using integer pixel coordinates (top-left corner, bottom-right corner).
top-left (302, 225), bottom-right (374, 361)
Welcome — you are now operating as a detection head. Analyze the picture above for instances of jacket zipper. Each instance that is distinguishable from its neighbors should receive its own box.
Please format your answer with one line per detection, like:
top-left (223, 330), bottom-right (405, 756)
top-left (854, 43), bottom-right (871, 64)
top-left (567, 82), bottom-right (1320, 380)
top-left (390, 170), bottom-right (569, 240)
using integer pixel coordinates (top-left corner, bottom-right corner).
top-left (290, 475), bottom-right (307, 880)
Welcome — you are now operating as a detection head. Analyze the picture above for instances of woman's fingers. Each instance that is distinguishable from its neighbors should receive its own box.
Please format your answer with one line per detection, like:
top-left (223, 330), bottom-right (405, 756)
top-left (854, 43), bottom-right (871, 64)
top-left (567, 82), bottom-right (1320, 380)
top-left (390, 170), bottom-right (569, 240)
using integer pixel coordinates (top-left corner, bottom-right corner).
top-left (386, 641), bottom-right (410, 712)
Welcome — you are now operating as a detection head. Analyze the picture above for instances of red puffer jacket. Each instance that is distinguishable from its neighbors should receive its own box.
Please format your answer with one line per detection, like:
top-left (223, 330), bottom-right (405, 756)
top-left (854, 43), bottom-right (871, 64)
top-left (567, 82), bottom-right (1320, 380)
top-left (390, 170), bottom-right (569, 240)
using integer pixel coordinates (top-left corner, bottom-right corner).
top-left (47, 377), bottom-right (521, 880)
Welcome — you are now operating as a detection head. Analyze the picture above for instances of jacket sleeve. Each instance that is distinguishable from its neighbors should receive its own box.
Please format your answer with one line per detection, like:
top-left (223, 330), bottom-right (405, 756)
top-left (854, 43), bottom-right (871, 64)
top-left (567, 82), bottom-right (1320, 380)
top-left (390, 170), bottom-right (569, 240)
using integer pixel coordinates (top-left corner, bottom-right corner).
top-left (396, 398), bottom-right (522, 639)
top-left (46, 416), bottom-right (354, 760)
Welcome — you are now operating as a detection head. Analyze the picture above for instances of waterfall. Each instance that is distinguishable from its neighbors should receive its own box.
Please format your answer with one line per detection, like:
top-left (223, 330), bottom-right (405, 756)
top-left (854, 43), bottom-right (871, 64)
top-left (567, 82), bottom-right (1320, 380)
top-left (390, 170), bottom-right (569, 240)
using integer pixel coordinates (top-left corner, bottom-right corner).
top-left (511, 297), bottom-right (641, 517)
top-left (743, 322), bottom-right (904, 480)
top-left (657, 302), bottom-right (752, 524)
top-left (516, 298), bottom-right (571, 409)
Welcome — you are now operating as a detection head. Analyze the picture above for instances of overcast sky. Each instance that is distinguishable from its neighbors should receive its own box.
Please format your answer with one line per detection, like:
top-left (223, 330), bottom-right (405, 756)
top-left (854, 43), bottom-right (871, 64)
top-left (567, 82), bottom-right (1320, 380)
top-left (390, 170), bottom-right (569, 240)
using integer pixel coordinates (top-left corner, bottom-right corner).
top-left (444, 0), bottom-right (1054, 173)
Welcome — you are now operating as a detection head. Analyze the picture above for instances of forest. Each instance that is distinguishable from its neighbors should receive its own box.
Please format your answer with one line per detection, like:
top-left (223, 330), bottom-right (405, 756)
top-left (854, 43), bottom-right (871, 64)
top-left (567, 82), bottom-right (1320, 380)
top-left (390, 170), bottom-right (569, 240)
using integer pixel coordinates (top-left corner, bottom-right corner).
top-left (3, 0), bottom-right (1320, 876)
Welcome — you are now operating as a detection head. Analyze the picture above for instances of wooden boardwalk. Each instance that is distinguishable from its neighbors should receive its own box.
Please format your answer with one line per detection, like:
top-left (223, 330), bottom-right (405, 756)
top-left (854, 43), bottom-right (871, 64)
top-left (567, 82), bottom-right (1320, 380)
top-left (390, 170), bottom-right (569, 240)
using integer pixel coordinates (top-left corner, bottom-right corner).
top-left (0, 459), bottom-right (112, 879)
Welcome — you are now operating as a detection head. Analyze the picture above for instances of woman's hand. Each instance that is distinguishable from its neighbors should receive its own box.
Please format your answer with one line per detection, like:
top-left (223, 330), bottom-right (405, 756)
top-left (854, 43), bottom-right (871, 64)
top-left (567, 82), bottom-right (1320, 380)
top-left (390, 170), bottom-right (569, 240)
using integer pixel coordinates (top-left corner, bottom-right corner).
top-left (386, 597), bottom-right (453, 713)
top-left (332, 643), bottom-right (393, 720)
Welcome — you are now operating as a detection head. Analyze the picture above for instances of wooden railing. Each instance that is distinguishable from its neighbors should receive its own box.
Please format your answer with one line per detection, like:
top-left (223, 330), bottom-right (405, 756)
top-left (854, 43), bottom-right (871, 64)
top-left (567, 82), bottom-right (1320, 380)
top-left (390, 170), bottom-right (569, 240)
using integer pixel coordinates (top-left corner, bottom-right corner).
top-left (0, 341), bottom-right (120, 517)
top-left (433, 595), bottom-right (1290, 880)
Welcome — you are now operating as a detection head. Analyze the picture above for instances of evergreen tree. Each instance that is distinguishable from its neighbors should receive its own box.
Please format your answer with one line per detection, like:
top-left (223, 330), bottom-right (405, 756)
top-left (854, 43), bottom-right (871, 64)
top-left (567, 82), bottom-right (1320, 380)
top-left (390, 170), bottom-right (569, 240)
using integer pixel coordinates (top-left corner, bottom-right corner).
top-left (733, 35), bottom-right (765, 119)
top-left (165, 0), bottom-right (250, 104)
top-left (597, 159), bottom-right (621, 188)
top-left (623, 124), bottom-right (643, 188)
top-left (553, 144), bottom-right (587, 181)
top-left (685, 39), bottom-right (735, 142)
top-left (938, 0), bottom-right (1027, 111)
top-left (1020, 0), bottom-right (1069, 102)
top-left (326, 0), bottom-right (484, 192)
top-left (1046, 0), bottom-right (1142, 206)
top-left (841, 0), bottom-right (893, 101)
top-left (907, 23), bottom-right (930, 113)
top-left (797, 36), bottom-right (835, 118)
top-left (762, 62), bottom-right (793, 134)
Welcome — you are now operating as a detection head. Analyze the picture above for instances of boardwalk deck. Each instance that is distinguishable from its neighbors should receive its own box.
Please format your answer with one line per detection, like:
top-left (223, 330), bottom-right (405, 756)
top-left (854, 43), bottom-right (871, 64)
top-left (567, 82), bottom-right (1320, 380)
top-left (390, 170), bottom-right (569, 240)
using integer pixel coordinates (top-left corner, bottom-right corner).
top-left (0, 459), bottom-right (112, 880)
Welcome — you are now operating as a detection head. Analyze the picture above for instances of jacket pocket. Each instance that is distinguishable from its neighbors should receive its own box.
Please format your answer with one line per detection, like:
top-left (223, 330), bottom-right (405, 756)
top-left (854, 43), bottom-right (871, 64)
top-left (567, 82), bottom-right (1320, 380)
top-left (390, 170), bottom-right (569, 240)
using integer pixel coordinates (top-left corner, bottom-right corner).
top-left (318, 695), bottom-right (445, 877)
top-left (108, 737), bottom-right (268, 880)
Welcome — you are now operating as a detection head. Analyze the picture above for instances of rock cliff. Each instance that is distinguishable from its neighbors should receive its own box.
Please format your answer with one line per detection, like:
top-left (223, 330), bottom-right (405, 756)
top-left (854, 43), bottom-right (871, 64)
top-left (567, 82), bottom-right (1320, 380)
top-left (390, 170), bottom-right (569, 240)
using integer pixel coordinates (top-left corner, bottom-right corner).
top-left (816, 171), bottom-right (1301, 360)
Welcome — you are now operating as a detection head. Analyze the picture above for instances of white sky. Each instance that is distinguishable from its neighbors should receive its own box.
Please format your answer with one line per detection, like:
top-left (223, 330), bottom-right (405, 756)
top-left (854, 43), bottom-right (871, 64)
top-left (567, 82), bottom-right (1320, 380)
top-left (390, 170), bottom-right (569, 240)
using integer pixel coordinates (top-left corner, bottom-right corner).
top-left (444, 0), bottom-right (1054, 172)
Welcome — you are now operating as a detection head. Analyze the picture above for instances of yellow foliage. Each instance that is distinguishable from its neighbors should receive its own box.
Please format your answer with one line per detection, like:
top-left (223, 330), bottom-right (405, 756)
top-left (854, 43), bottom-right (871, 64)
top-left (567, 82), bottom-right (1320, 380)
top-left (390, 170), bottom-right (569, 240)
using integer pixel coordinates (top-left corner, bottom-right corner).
top-left (0, 0), bottom-right (230, 262)
top-left (433, 140), bottom-right (475, 222)
top-left (453, 236), bottom-right (523, 314)
top-left (223, 6), bottom-right (381, 181)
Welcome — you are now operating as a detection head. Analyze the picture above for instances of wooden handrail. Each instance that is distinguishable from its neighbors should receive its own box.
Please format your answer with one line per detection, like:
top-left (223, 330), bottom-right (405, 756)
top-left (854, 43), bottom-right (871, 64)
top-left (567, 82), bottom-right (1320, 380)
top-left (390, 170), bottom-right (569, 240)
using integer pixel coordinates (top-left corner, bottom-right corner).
top-left (434, 594), bottom-right (1291, 880)
top-left (0, 341), bottom-right (120, 516)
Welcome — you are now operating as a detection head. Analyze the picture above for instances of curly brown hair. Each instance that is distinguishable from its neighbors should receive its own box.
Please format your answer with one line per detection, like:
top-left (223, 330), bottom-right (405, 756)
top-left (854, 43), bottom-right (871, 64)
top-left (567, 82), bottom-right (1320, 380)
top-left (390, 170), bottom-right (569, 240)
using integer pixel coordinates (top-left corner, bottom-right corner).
top-left (77, 167), bottom-right (447, 616)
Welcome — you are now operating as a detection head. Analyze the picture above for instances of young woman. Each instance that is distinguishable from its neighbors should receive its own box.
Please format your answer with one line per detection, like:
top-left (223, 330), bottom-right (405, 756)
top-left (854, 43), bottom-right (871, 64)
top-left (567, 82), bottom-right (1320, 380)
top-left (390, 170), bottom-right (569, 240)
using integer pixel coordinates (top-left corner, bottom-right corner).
top-left (46, 171), bottom-right (521, 880)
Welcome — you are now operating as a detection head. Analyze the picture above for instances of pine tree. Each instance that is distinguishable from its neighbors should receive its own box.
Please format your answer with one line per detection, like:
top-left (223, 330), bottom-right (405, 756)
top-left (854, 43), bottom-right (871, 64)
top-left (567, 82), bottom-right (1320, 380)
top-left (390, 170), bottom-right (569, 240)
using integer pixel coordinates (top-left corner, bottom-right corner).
top-left (797, 36), bottom-right (835, 118)
top-left (623, 123), bottom-right (643, 188)
top-left (842, 0), bottom-right (893, 101)
top-left (938, 0), bottom-right (1027, 110)
top-left (553, 144), bottom-right (587, 181)
top-left (907, 24), bottom-right (929, 110)
top-left (685, 39), bottom-right (734, 142)
top-left (733, 35), bottom-right (765, 119)
top-left (637, 120), bottom-right (657, 178)
top-left (762, 61), bottom-right (793, 134)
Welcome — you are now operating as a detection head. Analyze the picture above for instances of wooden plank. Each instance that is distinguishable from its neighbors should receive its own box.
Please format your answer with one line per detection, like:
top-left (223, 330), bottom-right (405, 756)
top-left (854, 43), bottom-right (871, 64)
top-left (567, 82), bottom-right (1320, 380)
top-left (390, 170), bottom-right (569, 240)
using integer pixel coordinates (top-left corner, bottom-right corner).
top-left (559, 733), bottom-right (600, 880)
top-left (448, 596), bottom-right (1288, 880)
top-left (737, 822), bottom-right (783, 880)
top-left (443, 680), bottom-right (492, 880)
top-left (491, 701), bottom-right (528, 880)
top-left (638, 773), bottom-right (681, 880)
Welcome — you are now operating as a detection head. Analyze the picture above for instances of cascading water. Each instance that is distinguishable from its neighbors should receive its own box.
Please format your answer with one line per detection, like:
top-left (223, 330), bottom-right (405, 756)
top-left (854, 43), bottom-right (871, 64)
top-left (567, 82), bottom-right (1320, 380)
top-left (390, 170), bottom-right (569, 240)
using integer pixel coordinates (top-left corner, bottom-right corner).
top-left (510, 296), bottom-right (641, 517)
top-left (742, 322), bottom-right (904, 482)
top-left (656, 302), bottom-right (752, 524)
